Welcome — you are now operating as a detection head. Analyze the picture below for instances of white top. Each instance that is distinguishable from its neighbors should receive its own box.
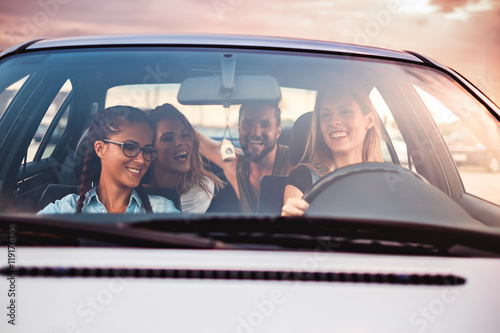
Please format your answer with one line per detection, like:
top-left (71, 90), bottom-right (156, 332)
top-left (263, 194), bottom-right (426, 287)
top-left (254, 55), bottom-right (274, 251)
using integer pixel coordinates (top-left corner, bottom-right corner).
top-left (180, 177), bottom-right (215, 213)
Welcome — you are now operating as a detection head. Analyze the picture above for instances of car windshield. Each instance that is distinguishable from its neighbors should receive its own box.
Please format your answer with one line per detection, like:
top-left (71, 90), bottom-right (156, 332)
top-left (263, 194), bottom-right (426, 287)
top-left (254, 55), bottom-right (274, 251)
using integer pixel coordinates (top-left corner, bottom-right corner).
top-left (0, 43), bottom-right (499, 246)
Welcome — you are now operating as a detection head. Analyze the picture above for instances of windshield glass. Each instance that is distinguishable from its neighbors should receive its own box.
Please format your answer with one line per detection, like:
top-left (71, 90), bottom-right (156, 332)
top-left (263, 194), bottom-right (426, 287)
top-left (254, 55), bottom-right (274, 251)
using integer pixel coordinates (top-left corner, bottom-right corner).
top-left (0, 46), bottom-right (498, 227)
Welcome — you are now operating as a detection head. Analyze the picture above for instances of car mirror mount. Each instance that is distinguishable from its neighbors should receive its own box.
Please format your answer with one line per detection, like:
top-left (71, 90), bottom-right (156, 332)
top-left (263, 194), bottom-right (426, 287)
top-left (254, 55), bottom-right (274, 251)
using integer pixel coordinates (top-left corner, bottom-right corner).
top-left (220, 53), bottom-right (236, 100)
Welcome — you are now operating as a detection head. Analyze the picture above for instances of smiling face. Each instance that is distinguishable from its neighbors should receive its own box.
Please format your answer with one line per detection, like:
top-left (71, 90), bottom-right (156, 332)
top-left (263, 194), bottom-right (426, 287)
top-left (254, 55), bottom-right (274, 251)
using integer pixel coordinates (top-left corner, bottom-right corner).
top-left (153, 118), bottom-right (192, 177)
top-left (238, 104), bottom-right (281, 162)
top-left (318, 93), bottom-right (374, 165)
top-left (96, 121), bottom-right (154, 190)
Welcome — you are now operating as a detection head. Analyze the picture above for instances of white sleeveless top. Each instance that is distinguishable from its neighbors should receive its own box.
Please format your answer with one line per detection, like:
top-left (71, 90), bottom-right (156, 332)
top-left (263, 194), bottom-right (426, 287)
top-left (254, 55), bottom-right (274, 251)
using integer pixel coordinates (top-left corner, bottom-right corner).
top-left (180, 177), bottom-right (215, 214)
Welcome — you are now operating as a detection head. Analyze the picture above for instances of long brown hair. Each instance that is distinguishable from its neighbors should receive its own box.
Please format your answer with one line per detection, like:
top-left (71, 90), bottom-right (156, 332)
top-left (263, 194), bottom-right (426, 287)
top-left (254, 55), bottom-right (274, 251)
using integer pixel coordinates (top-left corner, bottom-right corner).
top-left (148, 103), bottom-right (223, 195)
top-left (300, 87), bottom-right (383, 177)
top-left (77, 106), bottom-right (154, 213)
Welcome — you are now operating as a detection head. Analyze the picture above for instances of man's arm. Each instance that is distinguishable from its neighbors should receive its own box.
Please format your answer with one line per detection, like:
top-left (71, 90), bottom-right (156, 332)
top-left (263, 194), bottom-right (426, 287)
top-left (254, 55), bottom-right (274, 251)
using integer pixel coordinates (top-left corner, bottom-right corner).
top-left (197, 130), bottom-right (225, 168)
top-left (197, 130), bottom-right (241, 198)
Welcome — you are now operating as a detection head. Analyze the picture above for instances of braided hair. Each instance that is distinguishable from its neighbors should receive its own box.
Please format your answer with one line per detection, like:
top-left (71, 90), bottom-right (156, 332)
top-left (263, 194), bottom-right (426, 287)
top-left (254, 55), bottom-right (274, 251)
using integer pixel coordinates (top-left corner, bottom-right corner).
top-left (76, 106), bottom-right (154, 213)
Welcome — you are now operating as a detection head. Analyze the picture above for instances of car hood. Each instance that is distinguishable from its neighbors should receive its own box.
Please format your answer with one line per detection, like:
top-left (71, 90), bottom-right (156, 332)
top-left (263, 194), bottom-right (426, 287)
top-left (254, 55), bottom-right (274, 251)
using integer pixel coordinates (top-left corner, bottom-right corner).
top-left (2, 247), bottom-right (500, 332)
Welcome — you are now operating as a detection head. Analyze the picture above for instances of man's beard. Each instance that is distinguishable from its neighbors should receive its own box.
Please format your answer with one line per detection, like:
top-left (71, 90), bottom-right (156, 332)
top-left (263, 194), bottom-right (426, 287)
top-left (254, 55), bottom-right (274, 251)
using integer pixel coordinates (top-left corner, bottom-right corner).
top-left (242, 136), bottom-right (277, 163)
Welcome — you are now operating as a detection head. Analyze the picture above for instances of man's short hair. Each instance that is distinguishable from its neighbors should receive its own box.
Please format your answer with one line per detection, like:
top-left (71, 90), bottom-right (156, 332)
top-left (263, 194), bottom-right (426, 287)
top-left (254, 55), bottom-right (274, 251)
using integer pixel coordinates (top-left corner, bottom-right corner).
top-left (239, 103), bottom-right (281, 126)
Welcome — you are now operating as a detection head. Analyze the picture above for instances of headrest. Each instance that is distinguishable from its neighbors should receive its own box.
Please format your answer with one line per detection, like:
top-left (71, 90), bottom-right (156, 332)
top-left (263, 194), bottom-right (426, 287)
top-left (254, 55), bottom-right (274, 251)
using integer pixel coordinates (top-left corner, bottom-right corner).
top-left (277, 125), bottom-right (292, 146)
top-left (74, 128), bottom-right (90, 180)
top-left (289, 111), bottom-right (312, 166)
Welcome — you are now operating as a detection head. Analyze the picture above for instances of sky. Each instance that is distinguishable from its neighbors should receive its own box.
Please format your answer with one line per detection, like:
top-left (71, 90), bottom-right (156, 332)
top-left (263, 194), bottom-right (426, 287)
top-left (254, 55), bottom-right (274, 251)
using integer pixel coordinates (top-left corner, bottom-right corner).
top-left (1, 0), bottom-right (499, 103)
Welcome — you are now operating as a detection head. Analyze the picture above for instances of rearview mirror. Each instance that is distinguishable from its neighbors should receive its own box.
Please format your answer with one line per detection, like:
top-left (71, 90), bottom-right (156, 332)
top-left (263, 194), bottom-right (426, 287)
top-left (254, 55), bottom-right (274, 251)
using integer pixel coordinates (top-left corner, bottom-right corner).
top-left (177, 75), bottom-right (282, 106)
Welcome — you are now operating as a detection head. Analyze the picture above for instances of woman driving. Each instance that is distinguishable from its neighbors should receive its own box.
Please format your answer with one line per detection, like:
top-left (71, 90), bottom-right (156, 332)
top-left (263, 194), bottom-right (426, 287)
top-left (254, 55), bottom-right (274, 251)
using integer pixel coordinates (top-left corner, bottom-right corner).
top-left (281, 86), bottom-right (383, 217)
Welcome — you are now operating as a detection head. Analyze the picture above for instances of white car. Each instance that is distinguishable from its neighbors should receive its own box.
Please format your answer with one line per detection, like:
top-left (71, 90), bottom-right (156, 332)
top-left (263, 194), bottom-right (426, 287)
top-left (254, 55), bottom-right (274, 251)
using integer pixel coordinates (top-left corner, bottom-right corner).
top-left (1, 34), bottom-right (500, 332)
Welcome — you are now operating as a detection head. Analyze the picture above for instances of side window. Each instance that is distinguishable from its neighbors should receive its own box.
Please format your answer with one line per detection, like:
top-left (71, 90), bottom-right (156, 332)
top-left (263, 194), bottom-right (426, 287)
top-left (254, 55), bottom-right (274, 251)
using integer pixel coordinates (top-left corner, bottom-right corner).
top-left (0, 76), bottom-right (29, 120)
top-left (28, 80), bottom-right (72, 162)
top-left (413, 85), bottom-right (500, 206)
top-left (369, 87), bottom-right (410, 168)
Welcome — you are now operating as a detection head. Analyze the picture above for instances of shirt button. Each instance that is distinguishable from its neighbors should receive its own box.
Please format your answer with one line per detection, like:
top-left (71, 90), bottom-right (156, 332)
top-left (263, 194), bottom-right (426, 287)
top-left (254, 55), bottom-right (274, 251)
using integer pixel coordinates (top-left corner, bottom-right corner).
top-left (102, 210), bottom-right (105, 213)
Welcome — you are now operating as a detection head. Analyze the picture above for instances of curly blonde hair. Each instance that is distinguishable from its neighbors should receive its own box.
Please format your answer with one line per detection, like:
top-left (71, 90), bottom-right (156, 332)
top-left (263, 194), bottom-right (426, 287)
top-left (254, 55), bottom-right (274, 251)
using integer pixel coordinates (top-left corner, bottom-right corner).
top-left (148, 103), bottom-right (223, 195)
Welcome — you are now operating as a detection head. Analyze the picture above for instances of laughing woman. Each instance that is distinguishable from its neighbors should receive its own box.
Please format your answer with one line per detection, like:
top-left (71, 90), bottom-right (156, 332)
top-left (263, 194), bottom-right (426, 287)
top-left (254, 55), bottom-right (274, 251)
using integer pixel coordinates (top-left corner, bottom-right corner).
top-left (147, 103), bottom-right (222, 213)
top-left (281, 86), bottom-right (383, 217)
top-left (39, 106), bottom-right (179, 214)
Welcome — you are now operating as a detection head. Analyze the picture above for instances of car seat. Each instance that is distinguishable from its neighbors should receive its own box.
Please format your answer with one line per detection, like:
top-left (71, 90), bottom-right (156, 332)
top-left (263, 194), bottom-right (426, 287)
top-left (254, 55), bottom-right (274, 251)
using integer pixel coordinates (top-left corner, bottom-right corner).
top-left (289, 111), bottom-right (312, 166)
top-left (256, 111), bottom-right (312, 214)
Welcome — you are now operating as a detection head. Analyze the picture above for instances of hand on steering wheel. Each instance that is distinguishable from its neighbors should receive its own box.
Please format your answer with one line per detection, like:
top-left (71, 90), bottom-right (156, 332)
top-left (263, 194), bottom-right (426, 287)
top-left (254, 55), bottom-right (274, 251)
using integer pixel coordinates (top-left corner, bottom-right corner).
top-left (281, 197), bottom-right (310, 217)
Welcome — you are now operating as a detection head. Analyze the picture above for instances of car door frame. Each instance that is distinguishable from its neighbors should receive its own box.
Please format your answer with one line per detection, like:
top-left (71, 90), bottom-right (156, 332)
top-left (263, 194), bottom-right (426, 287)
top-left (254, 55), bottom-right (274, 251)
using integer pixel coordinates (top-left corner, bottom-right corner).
top-left (374, 60), bottom-right (500, 226)
top-left (0, 71), bottom-right (87, 212)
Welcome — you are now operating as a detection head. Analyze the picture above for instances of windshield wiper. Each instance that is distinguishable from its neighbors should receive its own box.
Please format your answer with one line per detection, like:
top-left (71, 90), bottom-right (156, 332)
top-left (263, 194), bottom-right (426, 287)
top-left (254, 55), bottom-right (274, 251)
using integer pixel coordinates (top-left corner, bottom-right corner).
top-left (126, 215), bottom-right (500, 257)
top-left (0, 214), bottom-right (232, 249)
top-left (5, 214), bottom-right (500, 256)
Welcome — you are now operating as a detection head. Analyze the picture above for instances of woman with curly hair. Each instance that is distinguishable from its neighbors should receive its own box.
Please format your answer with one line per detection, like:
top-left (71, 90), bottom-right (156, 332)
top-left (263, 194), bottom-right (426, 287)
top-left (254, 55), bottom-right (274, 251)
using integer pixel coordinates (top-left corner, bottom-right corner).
top-left (147, 103), bottom-right (223, 213)
top-left (39, 106), bottom-right (179, 214)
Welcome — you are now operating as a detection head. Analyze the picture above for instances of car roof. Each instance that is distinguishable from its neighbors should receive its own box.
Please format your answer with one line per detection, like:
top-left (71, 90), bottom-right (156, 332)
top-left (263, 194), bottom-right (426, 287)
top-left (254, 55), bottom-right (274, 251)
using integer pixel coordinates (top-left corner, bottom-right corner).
top-left (3, 33), bottom-right (423, 63)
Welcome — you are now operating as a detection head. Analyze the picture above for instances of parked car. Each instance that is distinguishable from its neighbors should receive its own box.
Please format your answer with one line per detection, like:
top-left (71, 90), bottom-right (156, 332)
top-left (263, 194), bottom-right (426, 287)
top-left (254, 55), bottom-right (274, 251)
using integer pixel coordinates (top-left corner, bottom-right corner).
top-left (1, 34), bottom-right (500, 332)
top-left (446, 130), bottom-right (500, 172)
top-left (33, 123), bottom-right (64, 144)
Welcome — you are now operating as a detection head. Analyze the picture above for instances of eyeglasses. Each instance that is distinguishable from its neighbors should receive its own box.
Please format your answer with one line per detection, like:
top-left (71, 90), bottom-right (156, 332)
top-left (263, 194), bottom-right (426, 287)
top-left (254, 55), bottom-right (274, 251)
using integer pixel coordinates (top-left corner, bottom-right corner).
top-left (102, 139), bottom-right (158, 161)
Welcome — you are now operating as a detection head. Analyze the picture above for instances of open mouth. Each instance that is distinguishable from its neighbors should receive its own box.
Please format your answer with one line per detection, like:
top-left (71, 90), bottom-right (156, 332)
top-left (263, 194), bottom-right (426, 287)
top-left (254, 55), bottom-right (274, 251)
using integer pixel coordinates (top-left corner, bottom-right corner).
top-left (249, 139), bottom-right (265, 147)
top-left (173, 151), bottom-right (189, 161)
top-left (330, 131), bottom-right (348, 139)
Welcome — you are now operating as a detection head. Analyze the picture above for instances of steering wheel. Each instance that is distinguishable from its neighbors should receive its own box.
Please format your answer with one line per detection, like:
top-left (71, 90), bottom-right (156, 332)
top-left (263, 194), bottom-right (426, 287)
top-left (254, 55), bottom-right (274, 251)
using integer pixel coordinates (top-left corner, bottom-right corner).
top-left (302, 162), bottom-right (475, 226)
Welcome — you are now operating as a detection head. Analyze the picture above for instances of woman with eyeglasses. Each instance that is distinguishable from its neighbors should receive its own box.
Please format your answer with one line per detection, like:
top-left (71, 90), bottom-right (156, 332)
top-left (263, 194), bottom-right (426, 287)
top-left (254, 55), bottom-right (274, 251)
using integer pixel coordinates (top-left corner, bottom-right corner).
top-left (38, 106), bottom-right (179, 214)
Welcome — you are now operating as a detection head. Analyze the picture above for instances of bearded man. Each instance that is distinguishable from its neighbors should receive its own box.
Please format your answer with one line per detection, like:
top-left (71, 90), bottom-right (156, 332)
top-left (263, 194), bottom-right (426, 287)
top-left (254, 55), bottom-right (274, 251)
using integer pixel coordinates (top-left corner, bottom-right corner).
top-left (198, 103), bottom-right (291, 213)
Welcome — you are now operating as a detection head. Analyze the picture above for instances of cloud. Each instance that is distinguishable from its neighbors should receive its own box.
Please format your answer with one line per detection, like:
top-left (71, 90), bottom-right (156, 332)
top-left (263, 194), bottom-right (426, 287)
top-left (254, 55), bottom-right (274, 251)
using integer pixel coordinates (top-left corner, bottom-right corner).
top-left (428, 0), bottom-right (493, 13)
top-left (0, 0), bottom-right (498, 103)
top-left (429, 0), bottom-right (474, 12)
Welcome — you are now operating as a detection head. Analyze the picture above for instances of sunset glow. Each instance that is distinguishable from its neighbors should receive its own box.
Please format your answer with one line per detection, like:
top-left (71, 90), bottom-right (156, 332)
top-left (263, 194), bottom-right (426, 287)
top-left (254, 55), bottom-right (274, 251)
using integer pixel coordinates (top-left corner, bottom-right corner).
top-left (1, 0), bottom-right (498, 103)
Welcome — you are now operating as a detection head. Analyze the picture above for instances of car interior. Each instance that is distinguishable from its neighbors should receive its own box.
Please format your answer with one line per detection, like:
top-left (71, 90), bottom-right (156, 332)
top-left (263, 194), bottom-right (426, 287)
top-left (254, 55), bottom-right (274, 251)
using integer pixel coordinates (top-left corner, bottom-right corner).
top-left (0, 92), bottom-right (390, 216)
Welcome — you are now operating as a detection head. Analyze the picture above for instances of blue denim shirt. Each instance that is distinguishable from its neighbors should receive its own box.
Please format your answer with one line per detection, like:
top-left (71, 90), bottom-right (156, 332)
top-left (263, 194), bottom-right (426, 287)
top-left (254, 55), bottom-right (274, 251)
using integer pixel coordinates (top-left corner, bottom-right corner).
top-left (38, 187), bottom-right (179, 214)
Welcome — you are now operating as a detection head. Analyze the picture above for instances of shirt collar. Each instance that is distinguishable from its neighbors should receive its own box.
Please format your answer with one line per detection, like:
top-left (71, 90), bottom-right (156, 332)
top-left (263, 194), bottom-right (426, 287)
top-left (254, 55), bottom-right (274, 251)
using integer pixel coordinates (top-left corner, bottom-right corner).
top-left (84, 186), bottom-right (143, 209)
top-left (84, 186), bottom-right (99, 206)
top-left (130, 189), bottom-right (143, 208)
